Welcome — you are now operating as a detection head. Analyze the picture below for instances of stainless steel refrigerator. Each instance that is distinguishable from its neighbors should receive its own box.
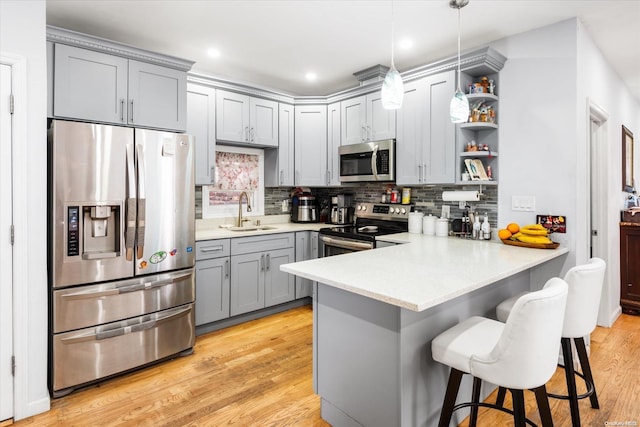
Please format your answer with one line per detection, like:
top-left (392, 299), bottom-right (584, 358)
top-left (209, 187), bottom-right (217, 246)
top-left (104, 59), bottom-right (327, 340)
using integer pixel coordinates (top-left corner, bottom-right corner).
top-left (48, 119), bottom-right (195, 397)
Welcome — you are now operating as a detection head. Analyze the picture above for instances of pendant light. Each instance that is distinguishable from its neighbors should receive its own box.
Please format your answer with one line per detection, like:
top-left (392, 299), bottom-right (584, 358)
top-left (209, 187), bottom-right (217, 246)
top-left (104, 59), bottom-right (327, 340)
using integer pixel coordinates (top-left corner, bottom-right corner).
top-left (449, 0), bottom-right (470, 123)
top-left (381, 0), bottom-right (404, 110)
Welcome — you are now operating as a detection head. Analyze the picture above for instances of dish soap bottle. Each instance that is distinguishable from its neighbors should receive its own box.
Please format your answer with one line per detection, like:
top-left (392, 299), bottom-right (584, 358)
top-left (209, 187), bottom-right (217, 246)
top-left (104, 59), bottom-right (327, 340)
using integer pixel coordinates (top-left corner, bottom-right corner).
top-left (482, 214), bottom-right (491, 240)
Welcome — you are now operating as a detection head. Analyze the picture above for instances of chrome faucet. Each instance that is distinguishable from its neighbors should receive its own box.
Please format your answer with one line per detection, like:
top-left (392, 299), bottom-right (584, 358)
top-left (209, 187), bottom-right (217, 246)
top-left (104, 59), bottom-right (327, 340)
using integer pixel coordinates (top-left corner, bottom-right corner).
top-left (237, 191), bottom-right (252, 227)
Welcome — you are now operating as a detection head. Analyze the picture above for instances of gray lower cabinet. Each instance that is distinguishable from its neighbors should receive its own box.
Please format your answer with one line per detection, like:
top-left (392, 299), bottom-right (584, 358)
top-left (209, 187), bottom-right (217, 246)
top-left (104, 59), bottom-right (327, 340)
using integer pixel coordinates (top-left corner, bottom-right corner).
top-left (230, 233), bottom-right (295, 316)
top-left (195, 239), bottom-right (231, 325)
top-left (295, 231), bottom-right (318, 298)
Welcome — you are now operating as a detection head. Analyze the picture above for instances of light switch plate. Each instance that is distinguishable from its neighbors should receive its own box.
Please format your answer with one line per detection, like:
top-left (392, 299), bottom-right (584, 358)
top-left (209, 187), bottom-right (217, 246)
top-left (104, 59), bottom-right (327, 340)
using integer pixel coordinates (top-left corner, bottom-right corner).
top-left (511, 196), bottom-right (536, 212)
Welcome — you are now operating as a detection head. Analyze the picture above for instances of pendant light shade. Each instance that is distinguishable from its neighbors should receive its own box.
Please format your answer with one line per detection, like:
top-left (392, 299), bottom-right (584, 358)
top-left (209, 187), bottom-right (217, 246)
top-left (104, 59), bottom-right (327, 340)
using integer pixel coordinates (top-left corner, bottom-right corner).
top-left (382, 66), bottom-right (404, 109)
top-left (382, 1), bottom-right (404, 110)
top-left (450, 0), bottom-right (470, 123)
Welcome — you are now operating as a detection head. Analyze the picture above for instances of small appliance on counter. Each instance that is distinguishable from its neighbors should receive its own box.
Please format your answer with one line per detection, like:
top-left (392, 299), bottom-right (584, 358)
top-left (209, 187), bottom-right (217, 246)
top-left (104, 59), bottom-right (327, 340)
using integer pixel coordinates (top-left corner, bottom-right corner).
top-left (291, 193), bottom-right (318, 223)
top-left (330, 194), bottom-right (354, 225)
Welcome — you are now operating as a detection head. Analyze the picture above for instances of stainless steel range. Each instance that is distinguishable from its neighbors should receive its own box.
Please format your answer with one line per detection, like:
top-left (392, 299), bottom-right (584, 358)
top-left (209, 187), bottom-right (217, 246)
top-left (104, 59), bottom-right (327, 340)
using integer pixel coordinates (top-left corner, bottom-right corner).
top-left (319, 202), bottom-right (413, 256)
top-left (48, 120), bottom-right (196, 397)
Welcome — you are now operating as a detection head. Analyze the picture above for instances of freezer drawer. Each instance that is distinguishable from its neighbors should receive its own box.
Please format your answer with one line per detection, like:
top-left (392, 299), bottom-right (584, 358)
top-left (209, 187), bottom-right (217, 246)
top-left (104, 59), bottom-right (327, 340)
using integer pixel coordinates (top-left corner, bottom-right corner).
top-left (53, 268), bottom-right (194, 333)
top-left (52, 303), bottom-right (195, 395)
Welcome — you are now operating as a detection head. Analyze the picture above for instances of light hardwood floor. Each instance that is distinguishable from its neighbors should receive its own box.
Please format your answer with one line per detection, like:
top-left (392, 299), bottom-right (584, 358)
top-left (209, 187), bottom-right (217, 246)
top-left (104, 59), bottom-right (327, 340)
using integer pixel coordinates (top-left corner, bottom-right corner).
top-left (5, 306), bottom-right (640, 426)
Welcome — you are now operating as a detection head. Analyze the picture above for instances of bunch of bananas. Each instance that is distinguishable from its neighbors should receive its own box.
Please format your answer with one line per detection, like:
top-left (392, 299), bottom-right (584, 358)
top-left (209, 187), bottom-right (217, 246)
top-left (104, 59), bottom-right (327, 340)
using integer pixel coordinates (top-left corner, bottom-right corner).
top-left (511, 223), bottom-right (553, 244)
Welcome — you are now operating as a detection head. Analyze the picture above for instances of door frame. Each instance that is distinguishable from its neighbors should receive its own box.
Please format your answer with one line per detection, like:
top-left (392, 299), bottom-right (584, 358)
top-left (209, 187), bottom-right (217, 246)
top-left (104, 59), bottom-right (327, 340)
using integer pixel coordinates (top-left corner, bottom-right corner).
top-left (0, 59), bottom-right (14, 423)
top-left (1, 51), bottom-right (38, 420)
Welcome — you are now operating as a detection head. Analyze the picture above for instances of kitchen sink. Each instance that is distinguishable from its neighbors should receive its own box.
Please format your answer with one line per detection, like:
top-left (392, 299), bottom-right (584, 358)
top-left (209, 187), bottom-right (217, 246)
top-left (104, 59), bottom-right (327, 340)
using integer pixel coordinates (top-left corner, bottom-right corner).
top-left (227, 225), bottom-right (277, 232)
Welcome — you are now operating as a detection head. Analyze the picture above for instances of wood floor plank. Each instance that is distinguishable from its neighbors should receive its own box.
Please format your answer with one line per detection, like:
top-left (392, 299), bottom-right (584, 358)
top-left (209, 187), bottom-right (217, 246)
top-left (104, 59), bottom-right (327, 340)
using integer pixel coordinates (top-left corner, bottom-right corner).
top-left (7, 308), bottom-right (640, 426)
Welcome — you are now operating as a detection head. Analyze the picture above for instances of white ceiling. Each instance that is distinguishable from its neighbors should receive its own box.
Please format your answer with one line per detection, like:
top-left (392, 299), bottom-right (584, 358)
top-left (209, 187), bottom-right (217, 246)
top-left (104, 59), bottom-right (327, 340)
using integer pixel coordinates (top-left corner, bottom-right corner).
top-left (46, 0), bottom-right (640, 101)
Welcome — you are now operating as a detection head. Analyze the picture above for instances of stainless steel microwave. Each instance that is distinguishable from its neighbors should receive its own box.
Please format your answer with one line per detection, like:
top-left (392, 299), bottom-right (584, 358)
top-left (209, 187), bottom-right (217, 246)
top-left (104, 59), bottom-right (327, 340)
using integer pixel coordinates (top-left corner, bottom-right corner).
top-left (338, 139), bottom-right (395, 182)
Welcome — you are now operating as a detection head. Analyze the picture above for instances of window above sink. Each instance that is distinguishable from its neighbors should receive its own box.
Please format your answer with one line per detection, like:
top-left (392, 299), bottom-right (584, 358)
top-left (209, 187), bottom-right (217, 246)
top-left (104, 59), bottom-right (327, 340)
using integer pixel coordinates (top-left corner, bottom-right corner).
top-left (202, 145), bottom-right (264, 219)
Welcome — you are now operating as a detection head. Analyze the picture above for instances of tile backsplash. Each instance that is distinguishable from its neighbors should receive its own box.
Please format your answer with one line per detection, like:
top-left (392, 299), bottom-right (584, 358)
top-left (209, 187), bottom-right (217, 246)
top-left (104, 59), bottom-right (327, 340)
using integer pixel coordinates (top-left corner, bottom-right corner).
top-left (197, 184), bottom-right (498, 228)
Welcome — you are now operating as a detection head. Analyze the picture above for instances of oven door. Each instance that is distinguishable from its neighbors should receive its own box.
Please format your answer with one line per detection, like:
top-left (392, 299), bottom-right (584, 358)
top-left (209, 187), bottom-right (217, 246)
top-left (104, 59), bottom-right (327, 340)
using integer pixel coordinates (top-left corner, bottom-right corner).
top-left (319, 235), bottom-right (374, 257)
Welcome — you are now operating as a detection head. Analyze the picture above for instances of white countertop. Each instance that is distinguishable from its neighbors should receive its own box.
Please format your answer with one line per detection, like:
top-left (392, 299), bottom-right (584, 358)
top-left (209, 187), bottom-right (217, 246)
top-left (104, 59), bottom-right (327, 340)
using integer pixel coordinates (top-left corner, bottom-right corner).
top-left (196, 215), bottom-right (330, 240)
top-left (281, 232), bottom-right (569, 312)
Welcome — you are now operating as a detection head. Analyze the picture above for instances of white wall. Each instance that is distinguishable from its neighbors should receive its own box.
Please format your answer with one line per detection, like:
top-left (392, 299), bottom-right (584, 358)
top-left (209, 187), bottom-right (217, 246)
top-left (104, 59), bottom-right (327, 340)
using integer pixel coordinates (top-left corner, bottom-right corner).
top-left (491, 18), bottom-right (640, 326)
top-left (491, 19), bottom-right (578, 284)
top-left (0, 0), bottom-right (50, 419)
top-left (577, 20), bottom-right (640, 325)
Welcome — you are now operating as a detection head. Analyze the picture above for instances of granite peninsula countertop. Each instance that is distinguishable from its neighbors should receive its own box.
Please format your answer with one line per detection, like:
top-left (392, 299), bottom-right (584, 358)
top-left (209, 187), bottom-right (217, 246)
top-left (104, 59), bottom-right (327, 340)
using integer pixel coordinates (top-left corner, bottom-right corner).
top-left (281, 232), bottom-right (569, 312)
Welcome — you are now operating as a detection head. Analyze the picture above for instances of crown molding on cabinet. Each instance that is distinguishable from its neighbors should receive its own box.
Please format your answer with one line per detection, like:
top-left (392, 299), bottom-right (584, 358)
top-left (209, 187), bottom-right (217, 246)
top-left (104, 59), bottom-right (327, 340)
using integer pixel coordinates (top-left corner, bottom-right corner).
top-left (47, 25), bottom-right (195, 72)
top-left (188, 46), bottom-right (506, 106)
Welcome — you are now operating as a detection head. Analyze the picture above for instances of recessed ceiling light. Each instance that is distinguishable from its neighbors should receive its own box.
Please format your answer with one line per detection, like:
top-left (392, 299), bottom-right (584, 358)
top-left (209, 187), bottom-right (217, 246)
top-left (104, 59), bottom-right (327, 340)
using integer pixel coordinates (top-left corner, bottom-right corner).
top-left (207, 48), bottom-right (221, 58)
top-left (399, 38), bottom-right (413, 50)
top-left (305, 72), bottom-right (317, 81)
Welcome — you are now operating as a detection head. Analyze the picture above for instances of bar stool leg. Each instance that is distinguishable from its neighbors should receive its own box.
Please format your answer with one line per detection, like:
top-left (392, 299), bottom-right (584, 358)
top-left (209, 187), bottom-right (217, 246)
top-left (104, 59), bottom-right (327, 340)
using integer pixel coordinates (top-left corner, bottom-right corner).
top-left (495, 386), bottom-right (507, 407)
top-left (533, 385), bottom-right (554, 427)
top-left (469, 377), bottom-right (482, 427)
top-left (511, 389), bottom-right (527, 427)
top-left (561, 337), bottom-right (582, 427)
top-left (438, 368), bottom-right (463, 427)
top-left (574, 336), bottom-right (600, 409)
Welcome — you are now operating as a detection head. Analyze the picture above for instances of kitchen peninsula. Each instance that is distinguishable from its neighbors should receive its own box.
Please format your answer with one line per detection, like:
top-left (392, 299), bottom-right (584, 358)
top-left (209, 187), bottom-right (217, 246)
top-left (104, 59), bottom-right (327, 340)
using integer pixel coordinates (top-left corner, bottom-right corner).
top-left (281, 234), bottom-right (568, 427)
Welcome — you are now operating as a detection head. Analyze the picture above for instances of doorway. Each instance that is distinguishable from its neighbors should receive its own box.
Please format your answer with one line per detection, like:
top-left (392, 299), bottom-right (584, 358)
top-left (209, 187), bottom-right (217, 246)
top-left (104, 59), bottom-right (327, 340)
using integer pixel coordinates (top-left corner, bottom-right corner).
top-left (0, 62), bottom-right (14, 422)
top-left (588, 99), bottom-right (610, 326)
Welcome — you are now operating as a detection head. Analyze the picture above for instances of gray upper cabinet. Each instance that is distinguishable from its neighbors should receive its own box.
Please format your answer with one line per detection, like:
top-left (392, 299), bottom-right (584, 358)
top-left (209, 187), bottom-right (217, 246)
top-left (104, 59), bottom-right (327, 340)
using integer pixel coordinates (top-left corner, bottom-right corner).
top-left (52, 43), bottom-right (187, 132)
top-left (216, 89), bottom-right (278, 147)
top-left (294, 105), bottom-right (328, 186)
top-left (265, 103), bottom-right (294, 186)
top-left (326, 102), bottom-right (341, 187)
top-left (396, 71), bottom-right (456, 185)
top-left (341, 93), bottom-right (395, 145)
top-left (128, 60), bottom-right (187, 131)
top-left (186, 83), bottom-right (216, 185)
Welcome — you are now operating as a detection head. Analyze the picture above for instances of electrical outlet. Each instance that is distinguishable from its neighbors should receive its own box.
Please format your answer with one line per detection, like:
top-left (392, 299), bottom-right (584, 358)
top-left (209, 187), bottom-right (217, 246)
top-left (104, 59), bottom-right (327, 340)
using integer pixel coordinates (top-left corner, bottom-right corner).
top-left (281, 199), bottom-right (289, 212)
top-left (511, 196), bottom-right (536, 212)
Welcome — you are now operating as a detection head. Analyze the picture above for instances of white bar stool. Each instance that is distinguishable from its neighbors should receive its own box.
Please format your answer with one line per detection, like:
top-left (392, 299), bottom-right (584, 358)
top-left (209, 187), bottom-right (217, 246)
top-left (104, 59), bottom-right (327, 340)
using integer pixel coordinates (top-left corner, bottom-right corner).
top-left (495, 257), bottom-right (606, 427)
top-left (432, 277), bottom-right (568, 427)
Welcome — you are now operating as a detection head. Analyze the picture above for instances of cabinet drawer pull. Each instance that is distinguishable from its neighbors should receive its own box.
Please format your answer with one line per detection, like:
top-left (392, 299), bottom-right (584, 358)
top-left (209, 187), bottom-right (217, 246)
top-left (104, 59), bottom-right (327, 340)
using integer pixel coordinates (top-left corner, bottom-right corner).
top-left (225, 259), bottom-right (229, 278)
top-left (200, 246), bottom-right (224, 253)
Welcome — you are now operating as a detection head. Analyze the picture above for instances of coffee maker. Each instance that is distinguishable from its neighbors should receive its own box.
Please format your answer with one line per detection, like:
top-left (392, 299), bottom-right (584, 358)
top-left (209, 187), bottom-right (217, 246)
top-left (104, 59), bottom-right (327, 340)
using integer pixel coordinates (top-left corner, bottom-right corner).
top-left (291, 194), bottom-right (318, 223)
top-left (330, 194), bottom-right (354, 225)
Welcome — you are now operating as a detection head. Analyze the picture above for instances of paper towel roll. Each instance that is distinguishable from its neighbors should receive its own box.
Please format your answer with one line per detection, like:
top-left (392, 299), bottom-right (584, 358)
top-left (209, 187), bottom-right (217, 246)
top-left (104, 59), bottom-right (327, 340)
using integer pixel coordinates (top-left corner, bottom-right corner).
top-left (441, 190), bottom-right (480, 202)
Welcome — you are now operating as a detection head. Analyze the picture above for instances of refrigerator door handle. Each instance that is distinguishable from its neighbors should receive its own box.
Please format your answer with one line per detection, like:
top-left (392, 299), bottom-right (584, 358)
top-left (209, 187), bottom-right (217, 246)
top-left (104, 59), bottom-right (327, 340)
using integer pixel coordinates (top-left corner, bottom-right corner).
top-left (125, 143), bottom-right (137, 261)
top-left (144, 271), bottom-right (193, 290)
top-left (135, 144), bottom-right (146, 260)
top-left (60, 305), bottom-right (193, 343)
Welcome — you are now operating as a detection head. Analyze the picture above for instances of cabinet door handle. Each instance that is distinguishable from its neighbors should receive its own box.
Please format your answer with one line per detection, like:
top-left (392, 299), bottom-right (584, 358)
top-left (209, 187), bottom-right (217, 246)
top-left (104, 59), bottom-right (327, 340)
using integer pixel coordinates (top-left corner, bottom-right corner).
top-left (250, 127), bottom-right (255, 142)
top-left (266, 253), bottom-right (270, 271)
top-left (261, 254), bottom-right (265, 271)
top-left (418, 164), bottom-right (423, 182)
top-left (210, 165), bottom-right (215, 183)
top-left (280, 170), bottom-right (284, 185)
top-left (361, 125), bottom-right (367, 142)
top-left (120, 99), bottom-right (125, 122)
top-left (225, 259), bottom-right (229, 278)
top-left (628, 283), bottom-right (633, 287)
top-left (129, 99), bottom-right (134, 123)
top-left (245, 126), bottom-right (249, 142)
top-left (367, 125), bottom-right (372, 141)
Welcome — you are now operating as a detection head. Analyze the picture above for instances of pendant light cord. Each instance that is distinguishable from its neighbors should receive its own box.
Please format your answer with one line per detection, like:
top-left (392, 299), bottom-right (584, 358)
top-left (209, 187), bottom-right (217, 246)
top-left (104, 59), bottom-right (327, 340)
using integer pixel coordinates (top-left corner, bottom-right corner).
top-left (391, 0), bottom-right (395, 69)
top-left (456, 5), bottom-right (462, 91)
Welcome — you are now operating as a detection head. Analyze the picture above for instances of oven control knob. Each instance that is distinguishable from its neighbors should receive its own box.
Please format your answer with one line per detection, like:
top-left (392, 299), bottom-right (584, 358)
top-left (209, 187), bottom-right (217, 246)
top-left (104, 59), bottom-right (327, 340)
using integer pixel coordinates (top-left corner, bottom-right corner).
top-left (400, 208), bottom-right (406, 214)
top-left (361, 205), bottom-right (367, 211)
top-left (394, 207), bottom-right (400, 214)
